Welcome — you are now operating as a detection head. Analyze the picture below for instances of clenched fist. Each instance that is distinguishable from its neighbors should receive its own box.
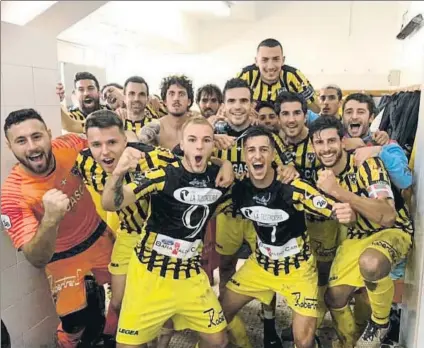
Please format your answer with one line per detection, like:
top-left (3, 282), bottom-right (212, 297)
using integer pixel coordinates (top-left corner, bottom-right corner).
top-left (317, 169), bottom-right (338, 195)
top-left (112, 147), bottom-right (145, 176)
top-left (42, 189), bottom-right (70, 222)
top-left (332, 203), bottom-right (357, 224)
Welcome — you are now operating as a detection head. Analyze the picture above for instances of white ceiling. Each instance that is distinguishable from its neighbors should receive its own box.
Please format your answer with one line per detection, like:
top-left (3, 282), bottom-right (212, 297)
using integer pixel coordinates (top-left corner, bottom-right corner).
top-left (57, 1), bottom-right (252, 53)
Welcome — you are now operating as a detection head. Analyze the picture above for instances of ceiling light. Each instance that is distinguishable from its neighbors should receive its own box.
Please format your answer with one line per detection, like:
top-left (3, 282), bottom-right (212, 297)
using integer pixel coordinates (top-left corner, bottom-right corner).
top-left (1, 1), bottom-right (57, 26)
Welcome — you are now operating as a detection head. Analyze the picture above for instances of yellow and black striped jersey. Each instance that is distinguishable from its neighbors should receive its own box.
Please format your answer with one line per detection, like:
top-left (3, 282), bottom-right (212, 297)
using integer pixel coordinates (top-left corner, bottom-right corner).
top-left (213, 126), bottom-right (292, 178)
top-left (329, 152), bottom-right (413, 239)
top-left (124, 105), bottom-right (160, 134)
top-left (237, 64), bottom-right (317, 104)
top-left (284, 134), bottom-right (321, 183)
top-left (222, 175), bottom-right (335, 275)
top-left (127, 163), bottom-right (231, 279)
top-left (76, 142), bottom-right (178, 234)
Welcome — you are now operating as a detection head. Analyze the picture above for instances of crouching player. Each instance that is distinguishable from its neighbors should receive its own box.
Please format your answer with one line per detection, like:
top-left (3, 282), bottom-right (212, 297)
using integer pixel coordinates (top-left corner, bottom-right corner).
top-left (219, 127), bottom-right (357, 348)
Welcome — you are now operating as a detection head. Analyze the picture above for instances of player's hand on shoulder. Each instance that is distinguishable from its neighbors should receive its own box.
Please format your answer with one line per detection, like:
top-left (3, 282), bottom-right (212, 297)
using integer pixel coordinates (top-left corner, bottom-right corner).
top-left (213, 134), bottom-right (236, 150)
top-left (276, 165), bottom-right (299, 184)
top-left (372, 130), bottom-right (390, 146)
top-left (354, 146), bottom-right (382, 167)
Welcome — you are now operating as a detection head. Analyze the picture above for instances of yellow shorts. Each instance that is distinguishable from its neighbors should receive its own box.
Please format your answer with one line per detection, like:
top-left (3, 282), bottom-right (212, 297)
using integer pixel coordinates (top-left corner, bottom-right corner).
top-left (116, 253), bottom-right (227, 345)
top-left (329, 228), bottom-right (412, 289)
top-left (306, 219), bottom-right (339, 263)
top-left (108, 231), bottom-right (141, 275)
top-left (215, 214), bottom-right (256, 256)
top-left (227, 255), bottom-right (319, 318)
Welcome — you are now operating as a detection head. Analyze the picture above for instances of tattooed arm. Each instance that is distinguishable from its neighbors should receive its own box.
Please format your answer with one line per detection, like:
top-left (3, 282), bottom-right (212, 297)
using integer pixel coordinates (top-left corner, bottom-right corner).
top-left (101, 173), bottom-right (137, 211)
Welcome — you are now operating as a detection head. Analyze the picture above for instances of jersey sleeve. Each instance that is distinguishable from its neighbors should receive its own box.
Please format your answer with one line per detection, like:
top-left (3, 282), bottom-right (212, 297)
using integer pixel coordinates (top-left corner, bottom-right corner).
top-left (378, 143), bottom-right (412, 190)
top-left (56, 133), bottom-right (88, 153)
top-left (1, 186), bottom-right (39, 250)
top-left (237, 64), bottom-right (257, 85)
top-left (287, 68), bottom-right (317, 104)
top-left (357, 157), bottom-right (394, 199)
top-left (127, 168), bottom-right (166, 201)
top-left (290, 178), bottom-right (335, 218)
top-left (145, 147), bottom-right (179, 170)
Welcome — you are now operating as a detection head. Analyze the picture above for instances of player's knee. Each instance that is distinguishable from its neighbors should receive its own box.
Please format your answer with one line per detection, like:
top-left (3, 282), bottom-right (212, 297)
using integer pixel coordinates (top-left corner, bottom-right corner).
top-left (359, 249), bottom-right (391, 281)
top-left (324, 287), bottom-right (348, 309)
top-left (202, 332), bottom-right (228, 348)
top-left (293, 329), bottom-right (315, 348)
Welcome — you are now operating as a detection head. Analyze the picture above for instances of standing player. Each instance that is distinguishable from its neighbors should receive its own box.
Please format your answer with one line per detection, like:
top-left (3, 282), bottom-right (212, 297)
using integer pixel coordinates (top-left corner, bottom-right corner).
top-left (76, 110), bottom-right (180, 342)
top-left (310, 117), bottom-right (413, 348)
top-left (102, 116), bottom-right (233, 348)
top-left (1, 109), bottom-right (118, 347)
top-left (237, 38), bottom-right (320, 113)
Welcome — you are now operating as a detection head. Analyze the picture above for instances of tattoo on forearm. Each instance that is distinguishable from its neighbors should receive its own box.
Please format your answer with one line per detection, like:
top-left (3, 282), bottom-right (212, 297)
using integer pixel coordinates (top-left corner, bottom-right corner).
top-left (113, 177), bottom-right (124, 208)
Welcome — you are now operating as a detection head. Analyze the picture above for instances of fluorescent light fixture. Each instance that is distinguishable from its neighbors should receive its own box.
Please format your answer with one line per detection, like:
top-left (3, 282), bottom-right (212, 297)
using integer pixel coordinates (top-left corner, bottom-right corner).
top-left (1, 1), bottom-right (57, 26)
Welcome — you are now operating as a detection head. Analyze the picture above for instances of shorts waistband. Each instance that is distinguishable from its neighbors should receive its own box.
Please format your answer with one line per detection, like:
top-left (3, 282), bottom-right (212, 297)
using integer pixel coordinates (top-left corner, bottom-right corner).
top-left (49, 220), bottom-right (107, 263)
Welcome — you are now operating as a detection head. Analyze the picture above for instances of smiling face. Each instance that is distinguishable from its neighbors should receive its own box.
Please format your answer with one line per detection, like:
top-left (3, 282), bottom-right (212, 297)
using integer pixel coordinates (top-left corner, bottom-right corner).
top-left (311, 128), bottom-right (344, 168)
top-left (278, 101), bottom-right (306, 141)
top-left (257, 106), bottom-right (280, 132)
top-left (224, 87), bottom-right (252, 129)
top-left (343, 99), bottom-right (373, 138)
top-left (6, 119), bottom-right (53, 175)
top-left (125, 82), bottom-right (148, 116)
top-left (86, 126), bottom-right (127, 173)
top-left (180, 122), bottom-right (215, 174)
top-left (75, 79), bottom-right (100, 115)
top-left (244, 135), bottom-right (275, 181)
top-left (256, 46), bottom-right (284, 84)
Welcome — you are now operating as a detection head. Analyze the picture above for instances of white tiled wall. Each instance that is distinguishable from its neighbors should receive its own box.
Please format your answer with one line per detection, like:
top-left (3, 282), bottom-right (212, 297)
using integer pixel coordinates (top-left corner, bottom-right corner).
top-left (1, 22), bottom-right (61, 347)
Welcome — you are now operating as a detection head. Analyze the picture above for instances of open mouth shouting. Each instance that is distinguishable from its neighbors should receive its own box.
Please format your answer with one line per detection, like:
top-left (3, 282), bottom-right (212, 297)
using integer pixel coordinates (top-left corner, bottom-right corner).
top-left (28, 152), bottom-right (45, 164)
top-left (348, 122), bottom-right (363, 136)
top-left (101, 157), bottom-right (115, 171)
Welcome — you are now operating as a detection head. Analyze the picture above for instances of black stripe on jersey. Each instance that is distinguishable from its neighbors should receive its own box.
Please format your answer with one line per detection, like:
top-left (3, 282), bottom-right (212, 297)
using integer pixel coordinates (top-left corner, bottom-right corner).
top-left (364, 161), bottom-right (373, 184)
top-left (252, 70), bottom-right (260, 87)
top-left (174, 259), bottom-right (182, 280)
top-left (160, 257), bottom-right (170, 278)
top-left (135, 201), bottom-right (147, 221)
top-left (123, 204), bottom-right (138, 230)
top-left (258, 81), bottom-right (265, 101)
top-left (133, 175), bottom-right (165, 195)
top-left (282, 69), bottom-right (289, 91)
top-left (90, 161), bottom-right (100, 192)
top-left (78, 154), bottom-right (89, 182)
top-left (144, 153), bottom-right (155, 169)
top-left (292, 70), bottom-right (305, 86)
top-left (289, 81), bottom-right (298, 93)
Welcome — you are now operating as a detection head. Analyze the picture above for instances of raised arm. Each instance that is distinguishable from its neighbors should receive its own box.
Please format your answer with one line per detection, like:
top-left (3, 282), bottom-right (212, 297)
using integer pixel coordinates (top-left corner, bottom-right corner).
top-left (317, 158), bottom-right (397, 227)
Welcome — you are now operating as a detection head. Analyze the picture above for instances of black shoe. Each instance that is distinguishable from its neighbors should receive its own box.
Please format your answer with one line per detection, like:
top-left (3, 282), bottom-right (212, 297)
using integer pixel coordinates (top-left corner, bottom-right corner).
top-left (280, 326), bottom-right (294, 342)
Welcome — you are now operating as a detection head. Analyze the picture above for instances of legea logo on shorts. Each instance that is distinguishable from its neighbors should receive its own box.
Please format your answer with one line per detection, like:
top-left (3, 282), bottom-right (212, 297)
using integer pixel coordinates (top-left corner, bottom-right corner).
top-left (173, 187), bottom-right (222, 205)
top-left (240, 206), bottom-right (289, 224)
